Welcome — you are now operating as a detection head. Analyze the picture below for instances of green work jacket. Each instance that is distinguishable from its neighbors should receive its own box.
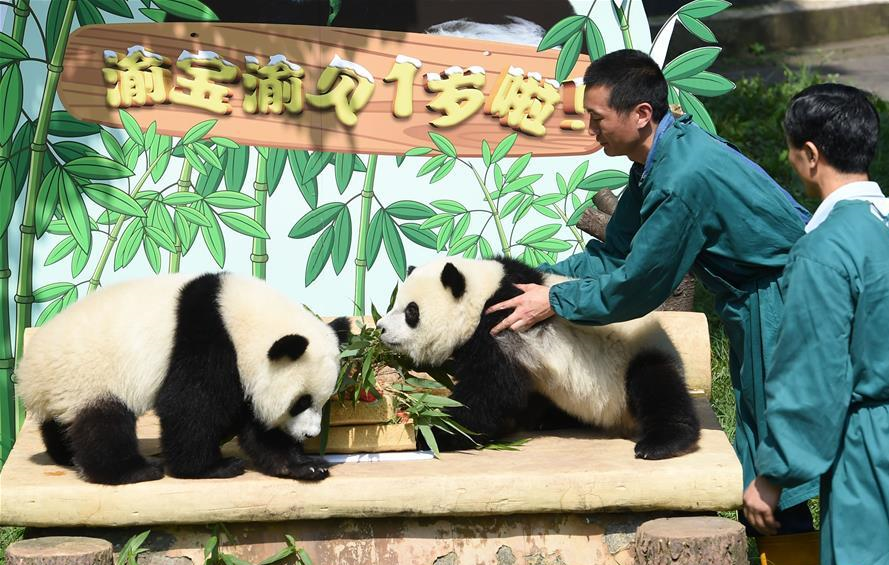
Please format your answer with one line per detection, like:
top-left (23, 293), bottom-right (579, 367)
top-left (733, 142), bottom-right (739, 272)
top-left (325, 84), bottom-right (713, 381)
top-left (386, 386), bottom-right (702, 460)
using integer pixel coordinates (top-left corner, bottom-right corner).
top-left (757, 193), bottom-right (889, 565)
top-left (540, 114), bottom-right (818, 509)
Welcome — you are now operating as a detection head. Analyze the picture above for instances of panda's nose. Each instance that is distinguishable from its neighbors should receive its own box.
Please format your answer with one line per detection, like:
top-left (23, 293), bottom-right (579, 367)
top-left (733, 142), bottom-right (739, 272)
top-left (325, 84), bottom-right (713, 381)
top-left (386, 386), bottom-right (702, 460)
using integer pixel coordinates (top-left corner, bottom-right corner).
top-left (379, 327), bottom-right (386, 335)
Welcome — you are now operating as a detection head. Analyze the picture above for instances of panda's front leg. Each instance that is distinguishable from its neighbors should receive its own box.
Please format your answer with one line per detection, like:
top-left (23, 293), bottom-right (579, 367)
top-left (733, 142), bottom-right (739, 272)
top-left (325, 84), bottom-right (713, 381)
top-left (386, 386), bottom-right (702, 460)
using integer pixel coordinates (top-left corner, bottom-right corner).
top-left (238, 417), bottom-right (330, 481)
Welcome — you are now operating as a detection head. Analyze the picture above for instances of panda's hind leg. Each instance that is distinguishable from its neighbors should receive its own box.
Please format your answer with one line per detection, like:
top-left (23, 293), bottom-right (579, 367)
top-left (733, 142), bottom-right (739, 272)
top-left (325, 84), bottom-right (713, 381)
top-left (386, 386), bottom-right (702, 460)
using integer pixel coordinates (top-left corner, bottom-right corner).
top-left (625, 350), bottom-right (701, 460)
top-left (40, 418), bottom-right (74, 466)
top-left (67, 398), bottom-right (164, 484)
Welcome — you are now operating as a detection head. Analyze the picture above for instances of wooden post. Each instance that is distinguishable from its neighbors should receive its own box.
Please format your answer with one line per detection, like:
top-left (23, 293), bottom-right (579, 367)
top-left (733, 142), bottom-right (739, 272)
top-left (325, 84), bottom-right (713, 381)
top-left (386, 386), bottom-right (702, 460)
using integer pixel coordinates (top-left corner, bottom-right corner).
top-left (634, 517), bottom-right (746, 565)
top-left (6, 537), bottom-right (113, 565)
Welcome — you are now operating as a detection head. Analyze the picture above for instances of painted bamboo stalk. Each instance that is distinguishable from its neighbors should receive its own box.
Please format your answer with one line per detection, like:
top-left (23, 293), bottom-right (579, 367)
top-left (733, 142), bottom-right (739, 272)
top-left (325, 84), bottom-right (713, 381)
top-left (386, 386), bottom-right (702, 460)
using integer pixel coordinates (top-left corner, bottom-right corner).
top-left (169, 161), bottom-right (193, 273)
top-left (468, 165), bottom-right (511, 257)
top-left (251, 152), bottom-right (268, 280)
top-left (0, 0), bottom-right (32, 463)
top-left (13, 0), bottom-right (78, 429)
top-left (352, 154), bottom-right (377, 315)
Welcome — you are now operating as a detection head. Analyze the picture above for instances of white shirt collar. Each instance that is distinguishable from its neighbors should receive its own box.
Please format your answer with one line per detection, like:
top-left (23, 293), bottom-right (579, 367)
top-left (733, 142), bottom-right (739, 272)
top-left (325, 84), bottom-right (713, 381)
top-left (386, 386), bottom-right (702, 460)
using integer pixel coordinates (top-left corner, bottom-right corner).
top-left (805, 181), bottom-right (885, 233)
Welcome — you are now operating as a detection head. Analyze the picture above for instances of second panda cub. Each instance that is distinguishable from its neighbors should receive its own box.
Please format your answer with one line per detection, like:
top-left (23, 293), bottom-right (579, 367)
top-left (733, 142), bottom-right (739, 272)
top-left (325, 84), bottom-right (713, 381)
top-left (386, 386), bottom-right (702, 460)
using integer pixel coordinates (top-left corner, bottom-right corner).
top-left (377, 257), bottom-right (700, 459)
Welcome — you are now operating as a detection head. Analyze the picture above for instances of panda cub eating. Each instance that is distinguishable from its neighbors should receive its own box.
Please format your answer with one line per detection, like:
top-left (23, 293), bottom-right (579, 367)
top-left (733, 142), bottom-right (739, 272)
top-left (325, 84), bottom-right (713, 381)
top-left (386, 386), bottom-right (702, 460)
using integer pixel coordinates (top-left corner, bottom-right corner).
top-left (377, 257), bottom-right (700, 459)
top-left (17, 272), bottom-right (349, 484)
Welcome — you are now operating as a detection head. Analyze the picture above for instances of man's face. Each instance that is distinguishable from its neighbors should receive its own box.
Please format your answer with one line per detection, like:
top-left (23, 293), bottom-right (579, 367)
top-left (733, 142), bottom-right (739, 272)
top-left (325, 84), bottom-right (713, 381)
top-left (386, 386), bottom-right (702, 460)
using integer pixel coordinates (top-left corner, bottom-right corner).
top-left (584, 85), bottom-right (643, 158)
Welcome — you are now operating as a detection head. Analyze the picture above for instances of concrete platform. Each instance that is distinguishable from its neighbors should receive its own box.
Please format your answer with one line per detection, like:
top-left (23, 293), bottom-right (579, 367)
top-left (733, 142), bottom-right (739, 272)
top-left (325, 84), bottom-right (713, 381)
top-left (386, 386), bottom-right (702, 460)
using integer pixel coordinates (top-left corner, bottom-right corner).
top-left (0, 398), bottom-right (740, 528)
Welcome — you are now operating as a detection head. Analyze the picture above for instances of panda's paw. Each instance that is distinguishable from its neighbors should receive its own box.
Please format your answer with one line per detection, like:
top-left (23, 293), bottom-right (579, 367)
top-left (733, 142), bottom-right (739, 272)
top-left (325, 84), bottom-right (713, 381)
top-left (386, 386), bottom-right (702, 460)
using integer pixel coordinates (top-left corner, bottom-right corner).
top-left (634, 434), bottom-right (691, 460)
top-left (286, 458), bottom-right (330, 481)
top-left (204, 457), bottom-right (247, 478)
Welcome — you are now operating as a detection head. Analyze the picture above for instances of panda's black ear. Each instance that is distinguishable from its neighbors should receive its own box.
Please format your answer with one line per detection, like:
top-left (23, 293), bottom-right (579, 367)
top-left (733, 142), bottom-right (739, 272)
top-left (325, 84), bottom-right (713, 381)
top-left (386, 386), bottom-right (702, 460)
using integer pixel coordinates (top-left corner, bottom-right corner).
top-left (268, 334), bottom-right (309, 361)
top-left (407, 265), bottom-right (416, 276)
top-left (328, 317), bottom-right (351, 346)
top-left (441, 262), bottom-right (466, 299)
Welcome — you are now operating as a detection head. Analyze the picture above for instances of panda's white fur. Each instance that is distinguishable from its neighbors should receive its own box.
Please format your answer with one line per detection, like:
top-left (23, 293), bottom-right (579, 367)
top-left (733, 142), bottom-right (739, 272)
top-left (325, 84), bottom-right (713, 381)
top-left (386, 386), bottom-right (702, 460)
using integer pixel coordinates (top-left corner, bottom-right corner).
top-left (17, 272), bottom-right (345, 483)
top-left (378, 257), bottom-right (699, 457)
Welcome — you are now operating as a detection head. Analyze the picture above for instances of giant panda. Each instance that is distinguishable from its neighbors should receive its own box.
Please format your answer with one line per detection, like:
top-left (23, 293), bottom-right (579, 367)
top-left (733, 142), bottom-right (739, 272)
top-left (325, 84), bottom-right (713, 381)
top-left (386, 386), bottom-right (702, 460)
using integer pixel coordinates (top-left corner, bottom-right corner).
top-left (16, 272), bottom-right (350, 485)
top-left (376, 257), bottom-right (701, 459)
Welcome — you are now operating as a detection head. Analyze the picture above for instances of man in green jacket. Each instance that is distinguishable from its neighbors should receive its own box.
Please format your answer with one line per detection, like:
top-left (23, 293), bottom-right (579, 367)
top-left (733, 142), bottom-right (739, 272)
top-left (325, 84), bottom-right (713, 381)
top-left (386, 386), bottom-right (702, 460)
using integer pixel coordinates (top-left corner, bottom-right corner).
top-left (743, 85), bottom-right (888, 563)
top-left (487, 49), bottom-right (817, 529)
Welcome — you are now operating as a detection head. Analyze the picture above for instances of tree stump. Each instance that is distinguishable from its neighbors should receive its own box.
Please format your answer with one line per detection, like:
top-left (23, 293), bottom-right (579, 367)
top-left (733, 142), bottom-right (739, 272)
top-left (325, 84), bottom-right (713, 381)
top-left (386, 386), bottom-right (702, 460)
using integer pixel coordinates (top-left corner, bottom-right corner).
top-left (6, 536), bottom-right (113, 565)
top-left (634, 517), bottom-right (746, 565)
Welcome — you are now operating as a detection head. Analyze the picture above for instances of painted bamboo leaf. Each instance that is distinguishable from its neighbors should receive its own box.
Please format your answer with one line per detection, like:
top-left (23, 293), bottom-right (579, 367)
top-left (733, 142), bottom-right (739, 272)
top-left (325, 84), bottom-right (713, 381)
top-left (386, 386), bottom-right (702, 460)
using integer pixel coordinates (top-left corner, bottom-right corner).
top-left (419, 213), bottom-right (453, 229)
top-left (146, 225), bottom-right (178, 252)
top-left (288, 149), bottom-right (318, 207)
top-left (76, 0), bottom-right (105, 27)
top-left (10, 120), bottom-right (35, 199)
top-left (677, 14), bottom-right (717, 43)
top-left (387, 200), bottom-right (435, 220)
top-left (124, 139), bottom-right (141, 170)
top-left (45, 236), bottom-right (77, 266)
top-left (436, 218), bottom-right (454, 251)
top-left (153, 0), bottom-right (219, 21)
top-left (210, 136), bottom-right (237, 148)
top-left (334, 153), bottom-right (355, 193)
top-left (225, 145), bottom-right (249, 192)
top-left (114, 220), bottom-right (144, 270)
top-left (537, 15), bottom-right (585, 51)
top-left (519, 224), bottom-right (561, 245)
top-left (139, 8), bottom-right (166, 21)
top-left (199, 203), bottom-right (226, 267)
top-left (430, 158), bottom-right (456, 183)
top-left (506, 153), bottom-right (533, 183)
top-left (529, 239), bottom-right (573, 252)
top-left (53, 141), bottom-right (100, 162)
top-left (118, 109), bottom-right (144, 146)
top-left (532, 201), bottom-right (562, 219)
top-left (71, 246), bottom-right (89, 277)
top-left (398, 223), bottom-right (437, 249)
top-left (164, 193), bottom-right (202, 206)
top-left (555, 32), bottom-right (583, 83)
top-left (503, 174), bottom-right (543, 194)
top-left (289, 203), bottom-right (344, 238)
top-left (366, 209), bottom-right (384, 268)
top-left (100, 130), bottom-right (125, 163)
top-left (479, 237), bottom-right (494, 259)
top-left (500, 193), bottom-right (526, 218)
top-left (174, 207), bottom-right (201, 254)
top-left (578, 169), bottom-right (630, 190)
top-left (48, 111), bottom-right (101, 137)
top-left (35, 299), bottom-right (64, 327)
top-left (192, 142), bottom-right (222, 170)
top-left (494, 164), bottom-right (504, 190)
top-left (218, 212), bottom-right (270, 239)
top-left (568, 161), bottom-right (589, 191)
top-left (148, 202), bottom-right (176, 250)
top-left (35, 167), bottom-right (62, 237)
top-left (0, 65), bottom-right (22, 146)
top-left (481, 140), bottom-right (492, 168)
top-left (92, 0), bottom-right (133, 17)
top-left (662, 47), bottom-right (722, 81)
top-left (174, 205), bottom-right (211, 227)
top-left (266, 147), bottom-right (288, 195)
top-left (44, 0), bottom-right (66, 60)
top-left (584, 20), bottom-right (607, 60)
top-left (33, 282), bottom-right (74, 302)
top-left (179, 119), bottom-right (217, 145)
top-left (567, 199), bottom-right (595, 225)
top-left (0, 163), bottom-right (16, 232)
top-left (428, 132), bottom-right (457, 158)
top-left (0, 32), bottom-right (28, 65)
top-left (404, 147), bottom-right (432, 157)
top-left (431, 200), bottom-right (466, 214)
top-left (382, 214), bottom-right (407, 280)
top-left (82, 183), bottom-right (146, 217)
top-left (417, 154), bottom-right (447, 177)
top-left (150, 134), bottom-right (173, 182)
top-left (331, 207), bottom-right (352, 274)
top-left (491, 133), bottom-right (518, 163)
top-left (305, 226), bottom-right (334, 285)
top-left (679, 0), bottom-right (732, 19)
top-left (451, 213), bottom-right (470, 244)
top-left (671, 71), bottom-right (735, 97)
top-left (195, 147), bottom-right (226, 195)
top-left (303, 151), bottom-right (334, 181)
top-left (143, 236), bottom-right (162, 273)
top-left (448, 235), bottom-right (478, 256)
top-left (66, 156), bottom-right (134, 180)
top-left (204, 192), bottom-right (259, 209)
top-left (184, 145), bottom-right (208, 176)
top-left (677, 89), bottom-right (717, 134)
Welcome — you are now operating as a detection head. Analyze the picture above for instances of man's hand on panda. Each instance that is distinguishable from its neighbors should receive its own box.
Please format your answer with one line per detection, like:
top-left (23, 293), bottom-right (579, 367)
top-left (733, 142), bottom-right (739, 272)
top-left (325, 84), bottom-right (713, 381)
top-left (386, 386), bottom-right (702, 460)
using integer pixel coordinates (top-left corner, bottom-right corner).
top-left (486, 283), bottom-right (555, 335)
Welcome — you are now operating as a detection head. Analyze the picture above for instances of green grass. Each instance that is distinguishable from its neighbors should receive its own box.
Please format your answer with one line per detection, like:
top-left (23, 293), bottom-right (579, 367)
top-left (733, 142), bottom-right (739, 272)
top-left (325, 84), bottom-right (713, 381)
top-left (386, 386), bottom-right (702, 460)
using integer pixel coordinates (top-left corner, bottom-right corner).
top-left (0, 527), bottom-right (25, 565)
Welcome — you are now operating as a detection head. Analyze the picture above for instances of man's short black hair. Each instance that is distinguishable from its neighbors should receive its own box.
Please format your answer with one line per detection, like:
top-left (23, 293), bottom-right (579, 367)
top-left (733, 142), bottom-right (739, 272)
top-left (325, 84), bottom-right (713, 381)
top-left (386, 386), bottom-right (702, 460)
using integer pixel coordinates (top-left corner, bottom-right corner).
top-left (583, 49), bottom-right (668, 122)
top-left (783, 83), bottom-right (880, 174)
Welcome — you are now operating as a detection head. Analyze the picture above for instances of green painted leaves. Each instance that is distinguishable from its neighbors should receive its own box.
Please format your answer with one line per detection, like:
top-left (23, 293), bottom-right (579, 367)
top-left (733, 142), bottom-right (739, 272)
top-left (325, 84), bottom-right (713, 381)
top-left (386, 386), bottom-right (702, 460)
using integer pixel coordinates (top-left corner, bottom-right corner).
top-left (0, 32), bottom-right (28, 66)
top-left (0, 65), bottom-right (22, 146)
top-left (663, 47), bottom-right (722, 81)
top-left (537, 15), bottom-right (606, 81)
top-left (152, 0), bottom-right (219, 21)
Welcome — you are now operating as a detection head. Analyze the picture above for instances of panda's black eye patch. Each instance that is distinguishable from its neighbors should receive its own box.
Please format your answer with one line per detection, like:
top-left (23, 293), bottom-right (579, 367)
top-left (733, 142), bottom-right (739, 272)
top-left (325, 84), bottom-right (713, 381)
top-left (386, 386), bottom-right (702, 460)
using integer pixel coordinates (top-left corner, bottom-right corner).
top-left (405, 302), bottom-right (419, 328)
top-left (288, 394), bottom-right (313, 417)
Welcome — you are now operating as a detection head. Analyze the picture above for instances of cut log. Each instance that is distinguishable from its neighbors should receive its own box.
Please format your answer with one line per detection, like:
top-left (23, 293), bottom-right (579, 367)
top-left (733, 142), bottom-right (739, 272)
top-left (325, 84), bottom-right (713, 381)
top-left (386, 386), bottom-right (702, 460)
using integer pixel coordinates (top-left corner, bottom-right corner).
top-left (6, 537), bottom-right (113, 565)
top-left (634, 517), bottom-right (746, 565)
top-left (593, 189), bottom-right (619, 215)
top-left (576, 208), bottom-right (612, 242)
top-left (656, 274), bottom-right (697, 312)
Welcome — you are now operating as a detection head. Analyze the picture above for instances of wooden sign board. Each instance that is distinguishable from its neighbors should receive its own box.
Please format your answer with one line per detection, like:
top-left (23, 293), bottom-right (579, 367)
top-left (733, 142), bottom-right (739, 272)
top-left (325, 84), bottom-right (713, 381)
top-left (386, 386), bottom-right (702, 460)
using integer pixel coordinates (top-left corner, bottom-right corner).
top-left (58, 23), bottom-right (601, 157)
